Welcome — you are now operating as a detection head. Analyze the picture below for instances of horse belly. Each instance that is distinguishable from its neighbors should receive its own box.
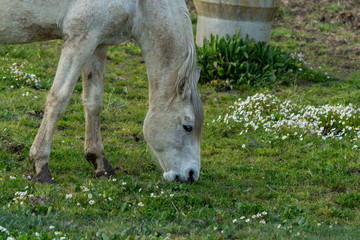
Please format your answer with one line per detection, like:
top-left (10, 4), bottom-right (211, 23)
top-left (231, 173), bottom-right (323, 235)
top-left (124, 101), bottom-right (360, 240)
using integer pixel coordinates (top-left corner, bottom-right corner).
top-left (0, 23), bottom-right (62, 44)
top-left (0, 0), bottom-right (65, 44)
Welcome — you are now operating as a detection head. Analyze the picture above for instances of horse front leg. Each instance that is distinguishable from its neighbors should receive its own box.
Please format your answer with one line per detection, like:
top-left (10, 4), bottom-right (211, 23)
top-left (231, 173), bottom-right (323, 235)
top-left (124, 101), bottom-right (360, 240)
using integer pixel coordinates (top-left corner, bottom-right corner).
top-left (29, 40), bottom-right (97, 183)
top-left (82, 46), bottom-right (115, 178)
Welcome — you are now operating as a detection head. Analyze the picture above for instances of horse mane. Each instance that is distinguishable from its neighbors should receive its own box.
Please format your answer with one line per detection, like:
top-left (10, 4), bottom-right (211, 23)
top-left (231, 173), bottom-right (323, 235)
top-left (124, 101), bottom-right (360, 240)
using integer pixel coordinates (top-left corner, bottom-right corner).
top-left (172, 2), bottom-right (203, 141)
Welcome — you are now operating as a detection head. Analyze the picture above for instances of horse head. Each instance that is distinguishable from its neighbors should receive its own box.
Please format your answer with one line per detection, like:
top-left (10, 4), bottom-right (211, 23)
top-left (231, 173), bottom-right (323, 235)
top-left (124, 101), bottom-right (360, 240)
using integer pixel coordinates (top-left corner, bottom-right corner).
top-left (143, 67), bottom-right (203, 183)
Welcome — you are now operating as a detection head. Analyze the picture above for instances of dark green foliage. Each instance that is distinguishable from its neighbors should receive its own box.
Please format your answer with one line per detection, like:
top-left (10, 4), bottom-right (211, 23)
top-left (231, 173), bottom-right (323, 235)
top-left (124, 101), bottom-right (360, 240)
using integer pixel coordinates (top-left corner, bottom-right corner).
top-left (196, 31), bottom-right (331, 90)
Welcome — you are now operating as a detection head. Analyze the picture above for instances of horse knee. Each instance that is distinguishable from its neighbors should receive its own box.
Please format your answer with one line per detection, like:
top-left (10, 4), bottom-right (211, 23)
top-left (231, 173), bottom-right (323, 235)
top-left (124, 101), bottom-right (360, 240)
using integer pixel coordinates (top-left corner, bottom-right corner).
top-left (46, 89), bottom-right (71, 108)
top-left (83, 100), bottom-right (102, 113)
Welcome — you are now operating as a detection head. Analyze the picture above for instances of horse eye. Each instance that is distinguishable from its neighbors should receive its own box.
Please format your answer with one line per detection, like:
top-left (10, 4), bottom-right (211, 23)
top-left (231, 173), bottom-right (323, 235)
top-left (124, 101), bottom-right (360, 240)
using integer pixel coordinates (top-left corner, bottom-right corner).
top-left (183, 125), bottom-right (193, 132)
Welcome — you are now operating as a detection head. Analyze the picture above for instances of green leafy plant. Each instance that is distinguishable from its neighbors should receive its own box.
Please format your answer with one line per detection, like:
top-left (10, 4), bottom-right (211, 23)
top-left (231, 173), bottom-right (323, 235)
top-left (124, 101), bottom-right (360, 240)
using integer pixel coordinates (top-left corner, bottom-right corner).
top-left (196, 30), bottom-right (330, 90)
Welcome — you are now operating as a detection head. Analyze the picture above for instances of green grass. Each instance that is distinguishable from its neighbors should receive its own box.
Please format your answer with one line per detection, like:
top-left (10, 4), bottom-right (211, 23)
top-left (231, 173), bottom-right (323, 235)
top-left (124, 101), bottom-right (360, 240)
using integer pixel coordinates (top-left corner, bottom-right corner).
top-left (316, 23), bottom-right (345, 33)
top-left (1, 42), bottom-right (360, 239)
top-left (1, 5), bottom-right (360, 240)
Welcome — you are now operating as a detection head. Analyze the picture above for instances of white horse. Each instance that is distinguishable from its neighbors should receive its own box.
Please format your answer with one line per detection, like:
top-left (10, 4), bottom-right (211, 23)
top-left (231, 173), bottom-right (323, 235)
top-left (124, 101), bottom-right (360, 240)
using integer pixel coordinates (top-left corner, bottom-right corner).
top-left (0, 0), bottom-right (203, 183)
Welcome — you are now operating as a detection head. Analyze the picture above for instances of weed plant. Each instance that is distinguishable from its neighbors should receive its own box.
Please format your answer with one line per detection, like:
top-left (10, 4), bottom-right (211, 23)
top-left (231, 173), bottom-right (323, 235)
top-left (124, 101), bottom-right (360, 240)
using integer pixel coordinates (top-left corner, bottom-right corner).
top-left (214, 93), bottom-right (360, 144)
top-left (1, 63), bottom-right (49, 90)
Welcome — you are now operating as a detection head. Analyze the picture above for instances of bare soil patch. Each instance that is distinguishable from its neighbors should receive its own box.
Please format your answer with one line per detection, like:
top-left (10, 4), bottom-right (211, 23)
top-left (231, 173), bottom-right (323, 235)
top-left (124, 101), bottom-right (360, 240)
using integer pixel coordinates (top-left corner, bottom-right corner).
top-left (276, 0), bottom-right (360, 77)
top-left (0, 135), bottom-right (25, 155)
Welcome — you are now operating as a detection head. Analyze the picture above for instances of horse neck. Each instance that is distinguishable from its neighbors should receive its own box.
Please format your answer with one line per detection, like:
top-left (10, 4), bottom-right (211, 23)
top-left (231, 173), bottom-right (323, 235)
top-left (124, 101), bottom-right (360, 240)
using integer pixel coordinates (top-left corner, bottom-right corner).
top-left (133, 0), bottom-right (195, 110)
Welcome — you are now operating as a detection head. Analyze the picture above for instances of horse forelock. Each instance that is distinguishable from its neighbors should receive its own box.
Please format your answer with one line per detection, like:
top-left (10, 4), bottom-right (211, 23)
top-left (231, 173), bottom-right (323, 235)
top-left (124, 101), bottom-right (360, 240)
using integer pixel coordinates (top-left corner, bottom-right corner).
top-left (172, 2), bottom-right (203, 142)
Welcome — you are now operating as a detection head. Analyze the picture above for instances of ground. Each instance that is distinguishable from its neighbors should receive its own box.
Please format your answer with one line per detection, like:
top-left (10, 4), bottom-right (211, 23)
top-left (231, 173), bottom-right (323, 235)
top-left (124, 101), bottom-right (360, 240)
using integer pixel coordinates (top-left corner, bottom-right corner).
top-left (0, 1), bottom-right (360, 239)
top-left (276, 0), bottom-right (360, 78)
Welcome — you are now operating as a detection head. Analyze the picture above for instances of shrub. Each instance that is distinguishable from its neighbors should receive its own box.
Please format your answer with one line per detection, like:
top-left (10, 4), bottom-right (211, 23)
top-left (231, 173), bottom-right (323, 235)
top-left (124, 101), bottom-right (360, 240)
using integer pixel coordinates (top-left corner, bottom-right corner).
top-left (196, 31), bottom-right (330, 90)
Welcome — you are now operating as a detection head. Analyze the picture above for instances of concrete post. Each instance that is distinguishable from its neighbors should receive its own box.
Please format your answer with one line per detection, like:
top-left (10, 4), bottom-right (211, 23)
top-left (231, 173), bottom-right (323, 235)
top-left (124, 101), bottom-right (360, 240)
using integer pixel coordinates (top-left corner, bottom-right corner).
top-left (194, 0), bottom-right (280, 46)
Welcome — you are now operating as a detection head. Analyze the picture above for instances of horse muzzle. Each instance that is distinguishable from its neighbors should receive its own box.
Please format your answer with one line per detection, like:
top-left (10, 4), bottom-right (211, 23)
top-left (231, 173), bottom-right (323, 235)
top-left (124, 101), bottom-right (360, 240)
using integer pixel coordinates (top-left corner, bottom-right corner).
top-left (163, 167), bottom-right (199, 183)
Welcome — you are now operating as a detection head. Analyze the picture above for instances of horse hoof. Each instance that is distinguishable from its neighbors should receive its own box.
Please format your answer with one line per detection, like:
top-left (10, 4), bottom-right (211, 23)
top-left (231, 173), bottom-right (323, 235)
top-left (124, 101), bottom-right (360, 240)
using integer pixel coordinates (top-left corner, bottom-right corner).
top-left (32, 172), bottom-right (55, 184)
top-left (32, 164), bottom-right (55, 184)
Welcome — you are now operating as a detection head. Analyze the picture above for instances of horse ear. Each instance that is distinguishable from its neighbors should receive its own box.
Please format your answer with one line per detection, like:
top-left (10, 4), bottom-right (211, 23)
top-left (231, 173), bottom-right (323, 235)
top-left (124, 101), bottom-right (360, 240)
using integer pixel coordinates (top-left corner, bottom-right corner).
top-left (194, 67), bottom-right (201, 84)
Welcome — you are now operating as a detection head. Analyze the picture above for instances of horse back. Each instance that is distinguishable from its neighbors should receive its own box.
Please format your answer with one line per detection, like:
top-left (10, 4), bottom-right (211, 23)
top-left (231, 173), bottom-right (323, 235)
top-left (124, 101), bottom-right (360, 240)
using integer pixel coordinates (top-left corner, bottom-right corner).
top-left (0, 0), bottom-right (136, 45)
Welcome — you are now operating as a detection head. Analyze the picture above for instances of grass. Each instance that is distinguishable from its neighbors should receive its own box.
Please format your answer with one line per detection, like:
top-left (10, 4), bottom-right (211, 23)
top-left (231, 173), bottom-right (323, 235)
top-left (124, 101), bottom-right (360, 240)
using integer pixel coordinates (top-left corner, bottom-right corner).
top-left (1, 4), bottom-right (360, 240)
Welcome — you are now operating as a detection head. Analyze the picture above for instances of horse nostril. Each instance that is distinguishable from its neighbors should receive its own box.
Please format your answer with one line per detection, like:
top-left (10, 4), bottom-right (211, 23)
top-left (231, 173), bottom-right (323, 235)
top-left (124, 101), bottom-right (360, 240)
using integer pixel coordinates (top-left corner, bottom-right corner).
top-left (188, 169), bottom-right (195, 183)
top-left (174, 175), bottom-right (181, 182)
